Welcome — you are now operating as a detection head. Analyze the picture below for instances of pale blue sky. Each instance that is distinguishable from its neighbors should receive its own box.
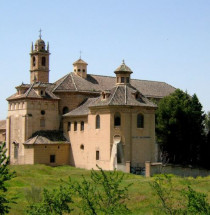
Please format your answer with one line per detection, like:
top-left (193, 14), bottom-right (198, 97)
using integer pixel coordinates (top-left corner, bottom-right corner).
top-left (1, 0), bottom-right (210, 119)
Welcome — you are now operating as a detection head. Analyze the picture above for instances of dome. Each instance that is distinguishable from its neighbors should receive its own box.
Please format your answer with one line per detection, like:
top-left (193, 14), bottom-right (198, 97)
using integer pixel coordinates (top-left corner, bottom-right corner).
top-left (114, 60), bottom-right (133, 74)
top-left (34, 38), bottom-right (46, 51)
top-left (35, 38), bottom-right (45, 46)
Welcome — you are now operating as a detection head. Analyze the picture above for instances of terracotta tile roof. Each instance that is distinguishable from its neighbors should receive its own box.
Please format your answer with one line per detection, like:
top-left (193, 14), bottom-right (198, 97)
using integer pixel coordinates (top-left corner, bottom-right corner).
top-left (24, 130), bottom-right (69, 145)
top-left (53, 72), bottom-right (175, 98)
top-left (0, 120), bottom-right (6, 130)
top-left (7, 83), bottom-right (59, 101)
top-left (73, 58), bottom-right (88, 65)
top-left (65, 85), bottom-right (157, 117)
top-left (63, 98), bottom-right (97, 117)
top-left (90, 85), bottom-right (157, 107)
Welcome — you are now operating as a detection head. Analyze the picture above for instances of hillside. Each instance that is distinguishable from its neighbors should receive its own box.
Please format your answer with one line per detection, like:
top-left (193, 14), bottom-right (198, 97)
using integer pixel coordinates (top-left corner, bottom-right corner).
top-left (6, 165), bottom-right (210, 215)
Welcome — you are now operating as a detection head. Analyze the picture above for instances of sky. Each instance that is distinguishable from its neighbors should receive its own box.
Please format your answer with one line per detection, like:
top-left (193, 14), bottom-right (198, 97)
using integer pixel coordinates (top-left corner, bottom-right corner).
top-left (1, 0), bottom-right (210, 119)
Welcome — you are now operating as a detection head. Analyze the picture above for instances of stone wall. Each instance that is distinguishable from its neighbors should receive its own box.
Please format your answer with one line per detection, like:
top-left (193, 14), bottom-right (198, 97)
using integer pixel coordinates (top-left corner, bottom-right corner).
top-left (145, 161), bottom-right (210, 177)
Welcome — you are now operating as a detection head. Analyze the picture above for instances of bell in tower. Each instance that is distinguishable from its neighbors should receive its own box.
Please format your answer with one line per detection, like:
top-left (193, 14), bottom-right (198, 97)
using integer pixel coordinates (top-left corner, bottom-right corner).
top-left (30, 30), bottom-right (50, 84)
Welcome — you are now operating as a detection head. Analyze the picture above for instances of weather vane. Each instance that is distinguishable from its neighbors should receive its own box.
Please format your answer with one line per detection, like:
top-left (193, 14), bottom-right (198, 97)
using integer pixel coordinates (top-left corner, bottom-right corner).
top-left (79, 50), bottom-right (82, 59)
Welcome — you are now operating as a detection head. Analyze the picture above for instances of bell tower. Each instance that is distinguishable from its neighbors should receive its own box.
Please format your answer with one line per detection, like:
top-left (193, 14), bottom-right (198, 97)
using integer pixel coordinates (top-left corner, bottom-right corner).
top-left (30, 30), bottom-right (50, 83)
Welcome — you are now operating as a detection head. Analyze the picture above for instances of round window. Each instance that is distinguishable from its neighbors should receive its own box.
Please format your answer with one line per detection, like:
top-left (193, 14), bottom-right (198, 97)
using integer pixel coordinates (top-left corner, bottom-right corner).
top-left (41, 110), bottom-right (45, 115)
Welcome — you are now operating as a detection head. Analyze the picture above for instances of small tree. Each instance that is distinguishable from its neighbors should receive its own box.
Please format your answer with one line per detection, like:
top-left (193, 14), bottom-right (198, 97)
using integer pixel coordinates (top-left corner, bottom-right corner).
top-left (150, 174), bottom-right (210, 214)
top-left (26, 185), bottom-right (73, 215)
top-left (71, 165), bottom-right (131, 215)
top-left (0, 142), bottom-right (16, 214)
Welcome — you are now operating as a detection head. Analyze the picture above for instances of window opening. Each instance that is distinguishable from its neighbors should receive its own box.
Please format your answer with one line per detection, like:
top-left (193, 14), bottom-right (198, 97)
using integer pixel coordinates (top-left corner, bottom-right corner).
top-left (80, 144), bottom-right (84, 150)
top-left (121, 77), bottom-right (124, 83)
top-left (96, 151), bottom-right (100, 160)
top-left (14, 145), bottom-right (18, 159)
top-left (40, 119), bottom-right (45, 127)
top-left (81, 121), bottom-right (84, 131)
top-left (74, 122), bottom-right (77, 131)
top-left (68, 122), bottom-right (71, 131)
top-left (42, 57), bottom-right (46, 66)
top-left (114, 112), bottom-right (121, 126)
top-left (63, 106), bottom-right (69, 114)
top-left (50, 155), bottom-right (55, 163)
top-left (33, 56), bottom-right (36, 66)
top-left (137, 114), bottom-right (144, 128)
top-left (96, 115), bottom-right (100, 129)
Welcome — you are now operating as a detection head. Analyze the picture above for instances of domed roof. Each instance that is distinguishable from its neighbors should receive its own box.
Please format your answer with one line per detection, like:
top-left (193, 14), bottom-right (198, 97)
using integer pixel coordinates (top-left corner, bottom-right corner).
top-left (35, 38), bottom-right (45, 46)
top-left (114, 60), bottom-right (133, 74)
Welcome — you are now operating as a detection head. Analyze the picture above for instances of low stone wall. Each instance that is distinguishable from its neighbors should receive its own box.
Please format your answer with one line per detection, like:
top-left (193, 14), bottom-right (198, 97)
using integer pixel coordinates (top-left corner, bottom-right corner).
top-left (145, 161), bottom-right (210, 177)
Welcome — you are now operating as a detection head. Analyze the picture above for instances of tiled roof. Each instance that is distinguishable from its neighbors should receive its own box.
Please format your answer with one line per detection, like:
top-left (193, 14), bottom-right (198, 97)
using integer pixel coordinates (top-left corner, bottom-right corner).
top-left (90, 85), bottom-right (157, 107)
top-left (73, 58), bottom-right (88, 65)
top-left (64, 85), bottom-right (157, 117)
top-left (53, 72), bottom-right (175, 98)
top-left (0, 120), bottom-right (6, 130)
top-left (24, 130), bottom-right (69, 145)
top-left (7, 83), bottom-right (59, 101)
top-left (63, 98), bottom-right (97, 117)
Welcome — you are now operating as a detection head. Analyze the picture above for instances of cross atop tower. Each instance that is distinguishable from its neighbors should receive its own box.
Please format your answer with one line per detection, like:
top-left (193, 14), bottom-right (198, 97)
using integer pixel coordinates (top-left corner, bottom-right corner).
top-left (39, 28), bottom-right (42, 39)
top-left (79, 50), bottom-right (82, 59)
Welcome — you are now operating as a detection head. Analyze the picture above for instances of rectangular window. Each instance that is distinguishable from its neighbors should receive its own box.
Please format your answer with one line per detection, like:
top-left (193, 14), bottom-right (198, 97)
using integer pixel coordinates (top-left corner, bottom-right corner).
top-left (126, 77), bottom-right (129, 83)
top-left (96, 150), bottom-right (100, 160)
top-left (68, 122), bottom-right (71, 131)
top-left (121, 77), bottom-right (125, 83)
top-left (50, 155), bottom-right (56, 163)
top-left (40, 119), bottom-right (45, 127)
top-left (81, 121), bottom-right (84, 131)
top-left (14, 145), bottom-right (18, 159)
top-left (74, 122), bottom-right (77, 131)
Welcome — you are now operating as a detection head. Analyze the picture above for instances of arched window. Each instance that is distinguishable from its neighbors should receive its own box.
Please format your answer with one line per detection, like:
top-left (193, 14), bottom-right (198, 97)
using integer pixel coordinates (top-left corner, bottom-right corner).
top-left (33, 56), bottom-right (36, 66)
top-left (42, 57), bottom-right (46, 66)
top-left (96, 115), bottom-right (100, 129)
top-left (137, 113), bottom-right (144, 128)
top-left (63, 106), bottom-right (69, 114)
top-left (114, 112), bottom-right (121, 126)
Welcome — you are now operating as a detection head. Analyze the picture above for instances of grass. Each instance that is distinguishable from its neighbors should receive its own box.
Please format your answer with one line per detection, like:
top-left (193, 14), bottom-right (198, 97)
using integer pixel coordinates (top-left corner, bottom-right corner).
top-left (6, 165), bottom-right (210, 215)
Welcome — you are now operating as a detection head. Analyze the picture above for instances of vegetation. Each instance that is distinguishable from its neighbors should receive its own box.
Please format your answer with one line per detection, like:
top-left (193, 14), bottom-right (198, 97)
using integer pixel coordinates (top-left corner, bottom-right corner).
top-left (151, 174), bottom-right (210, 214)
top-left (0, 142), bottom-right (16, 214)
top-left (5, 165), bottom-right (210, 215)
top-left (156, 89), bottom-right (208, 167)
top-left (70, 165), bottom-right (130, 215)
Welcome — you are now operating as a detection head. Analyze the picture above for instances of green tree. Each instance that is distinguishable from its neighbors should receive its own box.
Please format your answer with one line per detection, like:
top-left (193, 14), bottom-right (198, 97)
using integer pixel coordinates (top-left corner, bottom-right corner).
top-left (0, 142), bottom-right (16, 214)
top-left (71, 165), bottom-right (131, 215)
top-left (151, 174), bottom-right (210, 214)
top-left (156, 89), bottom-right (205, 166)
top-left (26, 185), bottom-right (73, 215)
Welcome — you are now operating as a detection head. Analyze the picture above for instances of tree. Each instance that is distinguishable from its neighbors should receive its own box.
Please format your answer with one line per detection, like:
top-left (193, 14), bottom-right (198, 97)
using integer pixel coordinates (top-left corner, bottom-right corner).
top-left (150, 174), bottom-right (210, 214)
top-left (156, 89), bottom-right (205, 166)
top-left (71, 165), bottom-right (131, 215)
top-left (0, 142), bottom-right (16, 214)
top-left (26, 185), bottom-right (73, 215)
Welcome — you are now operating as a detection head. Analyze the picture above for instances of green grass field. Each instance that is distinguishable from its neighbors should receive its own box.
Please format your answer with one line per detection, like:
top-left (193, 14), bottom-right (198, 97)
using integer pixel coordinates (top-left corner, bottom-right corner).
top-left (6, 165), bottom-right (210, 215)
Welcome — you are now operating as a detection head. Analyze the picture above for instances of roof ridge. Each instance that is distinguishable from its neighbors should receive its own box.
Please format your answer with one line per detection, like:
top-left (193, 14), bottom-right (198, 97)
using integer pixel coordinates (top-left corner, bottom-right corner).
top-left (33, 135), bottom-right (39, 144)
top-left (25, 83), bottom-right (34, 97)
top-left (53, 74), bottom-right (69, 92)
top-left (125, 85), bottom-right (127, 105)
top-left (108, 86), bottom-right (118, 105)
top-left (70, 73), bottom-right (78, 91)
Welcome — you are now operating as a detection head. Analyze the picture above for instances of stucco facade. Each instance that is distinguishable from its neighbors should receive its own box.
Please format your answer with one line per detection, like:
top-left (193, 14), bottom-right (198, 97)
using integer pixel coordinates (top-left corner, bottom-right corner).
top-left (6, 35), bottom-right (175, 172)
